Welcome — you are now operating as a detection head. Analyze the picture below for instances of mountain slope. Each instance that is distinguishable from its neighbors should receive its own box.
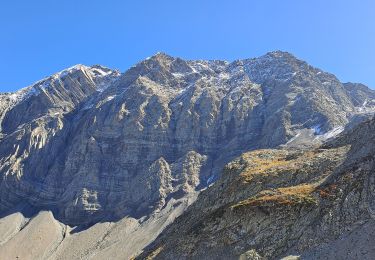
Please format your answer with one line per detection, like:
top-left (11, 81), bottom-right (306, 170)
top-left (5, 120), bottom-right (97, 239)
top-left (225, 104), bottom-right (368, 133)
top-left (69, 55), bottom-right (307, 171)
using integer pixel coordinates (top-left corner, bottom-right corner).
top-left (140, 115), bottom-right (375, 259)
top-left (0, 51), bottom-right (374, 259)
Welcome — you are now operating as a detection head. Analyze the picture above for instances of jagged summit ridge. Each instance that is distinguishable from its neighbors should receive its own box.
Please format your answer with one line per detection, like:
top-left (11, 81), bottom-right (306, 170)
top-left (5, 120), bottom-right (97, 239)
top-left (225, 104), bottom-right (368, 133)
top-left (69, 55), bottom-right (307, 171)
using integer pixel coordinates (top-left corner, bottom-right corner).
top-left (0, 64), bottom-right (120, 121)
top-left (27, 64), bottom-right (120, 96)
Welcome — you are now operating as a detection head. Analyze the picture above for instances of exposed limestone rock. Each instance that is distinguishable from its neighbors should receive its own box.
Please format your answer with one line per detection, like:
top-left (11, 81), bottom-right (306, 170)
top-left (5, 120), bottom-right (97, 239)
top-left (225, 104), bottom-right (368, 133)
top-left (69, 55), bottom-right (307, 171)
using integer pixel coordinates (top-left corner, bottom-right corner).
top-left (239, 249), bottom-right (265, 260)
top-left (0, 52), bottom-right (375, 259)
top-left (140, 116), bottom-right (375, 259)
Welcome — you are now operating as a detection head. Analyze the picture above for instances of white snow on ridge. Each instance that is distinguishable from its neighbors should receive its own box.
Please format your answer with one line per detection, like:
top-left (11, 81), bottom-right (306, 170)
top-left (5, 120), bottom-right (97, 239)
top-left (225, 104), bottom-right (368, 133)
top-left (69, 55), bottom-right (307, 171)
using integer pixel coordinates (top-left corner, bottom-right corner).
top-left (355, 99), bottom-right (375, 114)
top-left (57, 64), bottom-right (86, 78)
top-left (313, 126), bottom-right (345, 141)
top-left (55, 64), bottom-right (120, 85)
top-left (321, 126), bottom-right (345, 139)
top-left (7, 86), bottom-right (35, 103)
top-left (4, 65), bottom-right (121, 106)
top-left (283, 124), bottom-right (345, 148)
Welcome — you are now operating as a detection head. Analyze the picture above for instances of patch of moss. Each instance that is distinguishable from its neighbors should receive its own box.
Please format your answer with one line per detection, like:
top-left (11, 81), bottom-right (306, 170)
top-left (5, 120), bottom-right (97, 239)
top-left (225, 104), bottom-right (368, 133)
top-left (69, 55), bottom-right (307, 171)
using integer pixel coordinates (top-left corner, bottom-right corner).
top-left (231, 184), bottom-right (318, 209)
top-left (239, 150), bottom-right (319, 183)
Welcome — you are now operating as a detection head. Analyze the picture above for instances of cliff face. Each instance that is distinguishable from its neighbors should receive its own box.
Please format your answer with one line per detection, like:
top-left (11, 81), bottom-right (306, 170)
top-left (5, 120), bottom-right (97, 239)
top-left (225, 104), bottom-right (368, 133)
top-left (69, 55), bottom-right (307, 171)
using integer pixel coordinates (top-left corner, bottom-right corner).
top-left (0, 51), bottom-right (374, 259)
top-left (141, 116), bottom-right (375, 260)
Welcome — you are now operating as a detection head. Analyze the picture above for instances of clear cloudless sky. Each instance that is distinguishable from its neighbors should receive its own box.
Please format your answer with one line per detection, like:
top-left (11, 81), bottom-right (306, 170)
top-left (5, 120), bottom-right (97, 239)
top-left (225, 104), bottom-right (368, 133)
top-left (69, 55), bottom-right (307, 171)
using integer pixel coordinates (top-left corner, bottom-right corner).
top-left (0, 0), bottom-right (374, 91)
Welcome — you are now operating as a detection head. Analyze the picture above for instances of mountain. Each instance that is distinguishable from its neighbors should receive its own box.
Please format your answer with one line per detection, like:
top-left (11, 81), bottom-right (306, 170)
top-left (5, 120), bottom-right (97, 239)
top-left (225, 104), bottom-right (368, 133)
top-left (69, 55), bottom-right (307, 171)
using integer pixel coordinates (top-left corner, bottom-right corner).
top-left (140, 115), bottom-right (375, 259)
top-left (343, 82), bottom-right (375, 110)
top-left (0, 51), bottom-right (374, 259)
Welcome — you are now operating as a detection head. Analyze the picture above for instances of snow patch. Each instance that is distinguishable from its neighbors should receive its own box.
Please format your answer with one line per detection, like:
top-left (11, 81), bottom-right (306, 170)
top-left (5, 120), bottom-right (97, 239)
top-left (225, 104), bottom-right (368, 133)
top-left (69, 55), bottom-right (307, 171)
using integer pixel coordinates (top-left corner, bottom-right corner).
top-left (7, 86), bottom-right (37, 104)
top-left (355, 99), bottom-right (375, 114)
top-left (206, 175), bottom-right (215, 186)
top-left (311, 125), bottom-right (323, 135)
top-left (172, 72), bottom-right (185, 78)
top-left (105, 95), bottom-right (115, 102)
top-left (322, 126), bottom-right (344, 139)
top-left (286, 132), bottom-right (301, 144)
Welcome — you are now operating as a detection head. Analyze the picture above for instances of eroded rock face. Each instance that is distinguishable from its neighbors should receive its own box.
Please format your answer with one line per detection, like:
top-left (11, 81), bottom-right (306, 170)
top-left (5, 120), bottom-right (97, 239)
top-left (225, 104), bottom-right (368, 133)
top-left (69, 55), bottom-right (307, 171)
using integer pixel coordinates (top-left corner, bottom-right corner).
top-left (140, 116), bottom-right (375, 260)
top-left (0, 51), bottom-right (374, 227)
top-left (343, 82), bottom-right (375, 110)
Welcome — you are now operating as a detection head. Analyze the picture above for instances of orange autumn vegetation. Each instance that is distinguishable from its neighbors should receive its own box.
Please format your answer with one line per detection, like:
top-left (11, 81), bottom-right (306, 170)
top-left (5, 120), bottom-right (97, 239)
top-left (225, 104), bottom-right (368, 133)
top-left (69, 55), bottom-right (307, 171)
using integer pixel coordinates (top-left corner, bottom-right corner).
top-left (231, 184), bottom-right (318, 209)
top-left (145, 246), bottom-right (164, 260)
top-left (238, 149), bottom-right (318, 183)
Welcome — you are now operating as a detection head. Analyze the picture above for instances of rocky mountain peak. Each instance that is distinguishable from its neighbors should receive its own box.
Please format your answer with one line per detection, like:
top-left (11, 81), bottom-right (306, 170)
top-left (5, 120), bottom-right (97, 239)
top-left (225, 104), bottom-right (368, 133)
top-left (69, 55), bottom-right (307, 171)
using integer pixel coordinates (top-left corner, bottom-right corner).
top-left (43, 64), bottom-right (121, 91)
top-left (263, 50), bottom-right (299, 60)
top-left (149, 51), bottom-right (174, 61)
top-left (0, 51), bottom-right (375, 259)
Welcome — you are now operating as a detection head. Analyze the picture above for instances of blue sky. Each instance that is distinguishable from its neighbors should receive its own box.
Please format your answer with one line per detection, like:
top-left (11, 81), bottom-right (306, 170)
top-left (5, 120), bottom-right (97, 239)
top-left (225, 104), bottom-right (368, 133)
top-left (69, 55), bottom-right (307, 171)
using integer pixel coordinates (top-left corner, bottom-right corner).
top-left (1, 0), bottom-right (374, 91)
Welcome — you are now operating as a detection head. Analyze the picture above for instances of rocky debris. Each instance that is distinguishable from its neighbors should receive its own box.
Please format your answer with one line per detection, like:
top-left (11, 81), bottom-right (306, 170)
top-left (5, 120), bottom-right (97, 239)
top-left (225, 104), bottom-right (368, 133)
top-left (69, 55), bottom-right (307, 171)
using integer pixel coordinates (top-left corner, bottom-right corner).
top-left (300, 219), bottom-right (375, 259)
top-left (0, 193), bottom-right (197, 260)
top-left (239, 249), bottom-right (265, 260)
top-left (0, 211), bottom-right (65, 260)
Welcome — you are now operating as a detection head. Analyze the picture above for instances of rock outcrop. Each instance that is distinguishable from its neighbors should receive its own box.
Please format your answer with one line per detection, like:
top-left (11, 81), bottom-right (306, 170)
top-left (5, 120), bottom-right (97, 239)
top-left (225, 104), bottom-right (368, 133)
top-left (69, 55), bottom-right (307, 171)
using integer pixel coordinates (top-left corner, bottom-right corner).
top-left (140, 116), bottom-right (375, 259)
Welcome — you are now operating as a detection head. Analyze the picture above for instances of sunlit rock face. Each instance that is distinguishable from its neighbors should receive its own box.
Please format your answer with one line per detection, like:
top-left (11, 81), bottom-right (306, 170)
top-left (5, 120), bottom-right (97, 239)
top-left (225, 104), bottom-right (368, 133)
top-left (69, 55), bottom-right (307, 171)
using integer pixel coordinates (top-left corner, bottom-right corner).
top-left (140, 116), bottom-right (375, 260)
top-left (0, 51), bottom-right (374, 227)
